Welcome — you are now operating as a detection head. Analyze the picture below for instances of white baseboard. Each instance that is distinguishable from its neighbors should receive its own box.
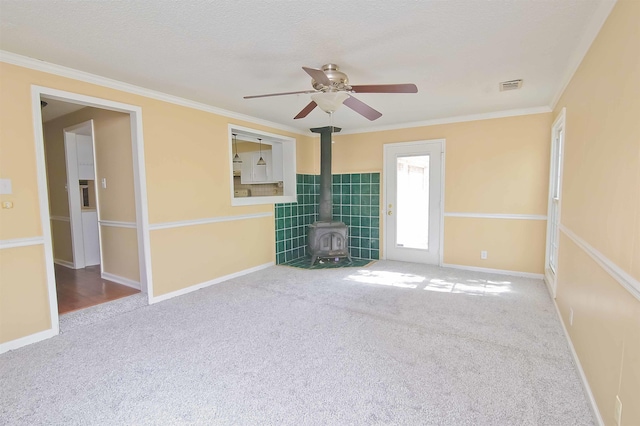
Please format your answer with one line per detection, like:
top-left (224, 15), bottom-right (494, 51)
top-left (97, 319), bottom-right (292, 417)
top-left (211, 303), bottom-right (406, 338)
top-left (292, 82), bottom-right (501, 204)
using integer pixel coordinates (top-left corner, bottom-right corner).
top-left (101, 272), bottom-right (141, 290)
top-left (54, 259), bottom-right (74, 269)
top-left (551, 298), bottom-right (605, 426)
top-left (149, 262), bottom-right (274, 304)
top-left (0, 328), bottom-right (58, 355)
top-left (442, 263), bottom-right (544, 279)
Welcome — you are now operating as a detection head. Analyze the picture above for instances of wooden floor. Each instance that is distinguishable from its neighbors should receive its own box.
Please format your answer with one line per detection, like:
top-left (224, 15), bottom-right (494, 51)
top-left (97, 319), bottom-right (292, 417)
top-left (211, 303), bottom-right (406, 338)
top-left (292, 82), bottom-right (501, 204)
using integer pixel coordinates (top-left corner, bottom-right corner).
top-left (55, 264), bottom-right (140, 314)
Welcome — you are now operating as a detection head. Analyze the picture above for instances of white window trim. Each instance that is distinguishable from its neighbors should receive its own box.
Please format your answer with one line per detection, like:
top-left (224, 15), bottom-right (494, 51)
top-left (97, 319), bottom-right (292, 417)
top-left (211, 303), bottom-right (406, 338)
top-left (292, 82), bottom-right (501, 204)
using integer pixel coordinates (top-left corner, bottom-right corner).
top-left (228, 124), bottom-right (297, 206)
top-left (544, 107), bottom-right (566, 297)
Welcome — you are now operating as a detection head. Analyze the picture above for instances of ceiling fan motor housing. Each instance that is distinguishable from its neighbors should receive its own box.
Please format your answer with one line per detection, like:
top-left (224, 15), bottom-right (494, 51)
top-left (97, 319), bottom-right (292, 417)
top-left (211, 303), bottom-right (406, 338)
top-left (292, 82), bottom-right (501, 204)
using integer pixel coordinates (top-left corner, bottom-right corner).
top-left (312, 64), bottom-right (351, 91)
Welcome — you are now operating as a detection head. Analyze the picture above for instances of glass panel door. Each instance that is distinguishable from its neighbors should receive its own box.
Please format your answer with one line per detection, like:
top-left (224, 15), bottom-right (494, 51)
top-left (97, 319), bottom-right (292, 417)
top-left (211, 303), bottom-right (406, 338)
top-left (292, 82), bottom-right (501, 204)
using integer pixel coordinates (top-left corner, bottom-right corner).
top-left (396, 155), bottom-right (430, 250)
top-left (384, 141), bottom-right (442, 265)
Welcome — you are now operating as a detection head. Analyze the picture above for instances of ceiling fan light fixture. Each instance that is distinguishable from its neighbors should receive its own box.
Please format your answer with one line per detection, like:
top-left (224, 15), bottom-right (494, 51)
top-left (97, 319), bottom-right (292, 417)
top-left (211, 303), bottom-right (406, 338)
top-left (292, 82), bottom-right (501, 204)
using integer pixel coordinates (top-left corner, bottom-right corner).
top-left (311, 92), bottom-right (349, 114)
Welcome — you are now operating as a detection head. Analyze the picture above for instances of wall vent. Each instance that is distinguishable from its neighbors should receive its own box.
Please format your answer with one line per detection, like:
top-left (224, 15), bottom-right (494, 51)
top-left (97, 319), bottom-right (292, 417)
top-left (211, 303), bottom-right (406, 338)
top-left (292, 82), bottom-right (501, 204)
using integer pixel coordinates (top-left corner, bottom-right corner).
top-left (499, 79), bottom-right (523, 91)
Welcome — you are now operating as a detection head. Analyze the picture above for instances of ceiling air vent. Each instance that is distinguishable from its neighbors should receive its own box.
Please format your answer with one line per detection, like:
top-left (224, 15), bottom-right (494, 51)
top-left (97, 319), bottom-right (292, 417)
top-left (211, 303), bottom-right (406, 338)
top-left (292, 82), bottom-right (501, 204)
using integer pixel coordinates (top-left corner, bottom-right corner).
top-left (499, 79), bottom-right (523, 91)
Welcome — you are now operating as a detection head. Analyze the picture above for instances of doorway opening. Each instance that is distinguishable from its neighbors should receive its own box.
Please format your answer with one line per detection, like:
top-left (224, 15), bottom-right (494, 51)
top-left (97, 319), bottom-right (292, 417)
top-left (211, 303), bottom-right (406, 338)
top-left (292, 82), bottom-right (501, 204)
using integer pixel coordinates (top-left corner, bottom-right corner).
top-left (32, 86), bottom-right (152, 334)
top-left (44, 114), bottom-right (141, 314)
top-left (383, 140), bottom-right (445, 264)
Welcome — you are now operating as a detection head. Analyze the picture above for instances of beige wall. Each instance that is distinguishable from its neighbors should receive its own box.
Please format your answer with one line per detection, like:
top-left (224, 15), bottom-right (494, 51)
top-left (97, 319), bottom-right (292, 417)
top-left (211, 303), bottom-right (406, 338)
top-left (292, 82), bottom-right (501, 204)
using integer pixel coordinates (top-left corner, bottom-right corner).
top-left (551, 1), bottom-right (640, 425)
top-left (444, 217), bottom-right (546, 274)
top-left (236, 140), bottom-right (272, 153)
top-left (334, 113), bottom-right (552, 272)
top-left (0, 245), bottom-right (50, 342)
top-left (0, 61), bottom-right (313, 344)
top-left (150, 217), bottom-right (274, 295)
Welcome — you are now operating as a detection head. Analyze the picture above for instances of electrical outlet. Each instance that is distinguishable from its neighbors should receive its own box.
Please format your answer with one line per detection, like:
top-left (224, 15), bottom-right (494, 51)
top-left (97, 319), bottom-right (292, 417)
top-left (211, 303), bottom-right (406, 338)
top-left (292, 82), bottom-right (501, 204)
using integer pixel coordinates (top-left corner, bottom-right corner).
top-left (569, 308), bottom-right (574, 326)
top-left (615, 395), bottom-right (622, 426)
top-left (481, 250), bottom-right (487, 260)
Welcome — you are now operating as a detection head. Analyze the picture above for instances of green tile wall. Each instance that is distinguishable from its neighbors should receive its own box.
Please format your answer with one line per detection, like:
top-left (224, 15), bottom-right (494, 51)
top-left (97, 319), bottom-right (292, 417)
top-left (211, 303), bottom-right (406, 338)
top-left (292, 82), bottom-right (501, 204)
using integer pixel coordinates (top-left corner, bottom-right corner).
top-left (332, 173), bottom-right (381, 261)
top-left (275, 173), bottom-right (381, 264)
top-left (275, 174), bottom-right (319, 264)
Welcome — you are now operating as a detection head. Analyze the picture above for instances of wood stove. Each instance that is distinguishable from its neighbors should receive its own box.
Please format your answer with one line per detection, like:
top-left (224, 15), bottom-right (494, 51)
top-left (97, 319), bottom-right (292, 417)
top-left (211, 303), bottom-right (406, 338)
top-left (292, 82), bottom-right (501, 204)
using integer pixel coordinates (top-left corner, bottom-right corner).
top-left (307, 126), bottom-right (351, 265)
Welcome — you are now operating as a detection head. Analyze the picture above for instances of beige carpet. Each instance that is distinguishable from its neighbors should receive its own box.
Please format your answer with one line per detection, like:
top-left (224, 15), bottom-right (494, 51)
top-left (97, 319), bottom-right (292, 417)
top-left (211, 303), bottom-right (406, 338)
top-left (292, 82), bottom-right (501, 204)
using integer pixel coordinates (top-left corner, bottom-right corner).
top-left (1, 261), bottom-right (593, 425)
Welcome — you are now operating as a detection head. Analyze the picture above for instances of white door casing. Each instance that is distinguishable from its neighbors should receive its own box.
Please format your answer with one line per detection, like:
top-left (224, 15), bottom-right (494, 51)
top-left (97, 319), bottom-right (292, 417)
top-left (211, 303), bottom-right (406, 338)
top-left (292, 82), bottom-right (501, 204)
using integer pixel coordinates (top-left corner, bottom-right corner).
top-left (29, 85), bottom-right (153, 344)
top-left (383, 140), bottom-right (444, 264)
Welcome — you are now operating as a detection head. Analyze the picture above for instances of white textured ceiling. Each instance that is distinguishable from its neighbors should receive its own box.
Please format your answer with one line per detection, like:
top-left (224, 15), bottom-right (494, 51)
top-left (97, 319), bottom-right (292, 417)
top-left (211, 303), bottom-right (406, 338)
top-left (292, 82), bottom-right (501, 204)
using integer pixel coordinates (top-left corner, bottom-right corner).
top-left (0, 0), bottom-right (613, 133)
top-left (40, 98), bottom-right (85, 123)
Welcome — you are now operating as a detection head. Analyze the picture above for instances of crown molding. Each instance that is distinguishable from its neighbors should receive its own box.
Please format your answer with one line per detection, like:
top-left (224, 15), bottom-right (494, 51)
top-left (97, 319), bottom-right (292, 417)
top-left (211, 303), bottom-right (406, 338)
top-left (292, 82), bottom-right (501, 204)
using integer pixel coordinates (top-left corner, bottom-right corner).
top-left (338, 106), bottom-right (552, 135)
top-left (0, 50), bottom-right (311, 137)
top-left (549, 0), bottom-right (618, 110)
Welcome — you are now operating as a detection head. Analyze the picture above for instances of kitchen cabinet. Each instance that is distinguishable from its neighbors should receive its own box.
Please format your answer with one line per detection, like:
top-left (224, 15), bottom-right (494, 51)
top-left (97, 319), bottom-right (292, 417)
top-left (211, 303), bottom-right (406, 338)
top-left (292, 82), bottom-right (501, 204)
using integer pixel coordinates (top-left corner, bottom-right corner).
top-left (240, 150), bottom-right (283, 184)
top-left (76, 136), bottom-right (95, 180)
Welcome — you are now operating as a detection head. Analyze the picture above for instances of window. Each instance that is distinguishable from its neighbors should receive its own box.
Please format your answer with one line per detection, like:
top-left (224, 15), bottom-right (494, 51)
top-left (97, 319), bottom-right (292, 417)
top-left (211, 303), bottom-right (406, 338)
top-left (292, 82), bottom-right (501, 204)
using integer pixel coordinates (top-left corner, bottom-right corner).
top-left (545, 108), bottom-right (565, 296)
top-left (229, 125), bottom-right (297, 206)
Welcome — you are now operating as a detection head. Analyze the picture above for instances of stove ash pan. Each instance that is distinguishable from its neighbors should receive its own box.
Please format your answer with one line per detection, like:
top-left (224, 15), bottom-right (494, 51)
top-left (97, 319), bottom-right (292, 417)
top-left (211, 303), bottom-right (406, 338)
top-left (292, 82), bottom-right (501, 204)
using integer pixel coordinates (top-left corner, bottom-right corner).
top-left (308, 221), bottom-right (352, 265)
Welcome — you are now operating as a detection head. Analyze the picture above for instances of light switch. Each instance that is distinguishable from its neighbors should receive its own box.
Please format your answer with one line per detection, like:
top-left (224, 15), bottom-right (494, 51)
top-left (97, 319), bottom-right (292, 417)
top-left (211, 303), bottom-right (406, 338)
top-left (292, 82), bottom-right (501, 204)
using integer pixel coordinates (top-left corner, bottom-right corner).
top-left (0, 179), bottom-right (12, 195)
top-left (101, 178), bottom-right (107, 189)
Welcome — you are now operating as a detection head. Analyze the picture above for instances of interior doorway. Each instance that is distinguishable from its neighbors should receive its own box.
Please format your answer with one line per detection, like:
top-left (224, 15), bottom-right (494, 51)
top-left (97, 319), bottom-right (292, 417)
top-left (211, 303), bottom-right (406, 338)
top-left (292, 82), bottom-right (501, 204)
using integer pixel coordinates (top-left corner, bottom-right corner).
top-left (43, 102), bottom-right (142, 314)
top-left (383, 140), bottom-right (444, 264)
top-left (48, 115), bottom-right (140, 315)
top-left (32, 86), bottom-right (152, 332)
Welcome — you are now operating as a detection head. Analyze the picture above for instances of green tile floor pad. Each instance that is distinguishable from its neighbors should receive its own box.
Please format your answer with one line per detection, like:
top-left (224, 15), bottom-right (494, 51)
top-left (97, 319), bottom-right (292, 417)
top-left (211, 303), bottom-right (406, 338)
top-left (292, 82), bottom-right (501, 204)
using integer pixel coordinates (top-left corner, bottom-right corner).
top-left (282, 256), bottom-right (374, 270)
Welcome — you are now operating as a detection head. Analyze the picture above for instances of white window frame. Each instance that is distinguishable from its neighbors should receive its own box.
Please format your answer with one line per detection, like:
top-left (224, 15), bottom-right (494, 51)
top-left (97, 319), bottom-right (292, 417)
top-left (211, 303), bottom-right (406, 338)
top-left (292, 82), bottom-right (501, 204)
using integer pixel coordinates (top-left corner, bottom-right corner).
top-left (229, 124), bottom-right (297, 206)
top-left (545, 108), bottom-right (566, 297)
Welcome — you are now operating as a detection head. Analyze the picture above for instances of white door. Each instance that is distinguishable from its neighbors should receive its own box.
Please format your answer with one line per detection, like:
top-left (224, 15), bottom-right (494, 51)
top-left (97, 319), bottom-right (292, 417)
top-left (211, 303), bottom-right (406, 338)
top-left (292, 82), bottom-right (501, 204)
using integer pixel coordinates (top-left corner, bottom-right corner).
top-left (384, 140), bottom-right (443, 264)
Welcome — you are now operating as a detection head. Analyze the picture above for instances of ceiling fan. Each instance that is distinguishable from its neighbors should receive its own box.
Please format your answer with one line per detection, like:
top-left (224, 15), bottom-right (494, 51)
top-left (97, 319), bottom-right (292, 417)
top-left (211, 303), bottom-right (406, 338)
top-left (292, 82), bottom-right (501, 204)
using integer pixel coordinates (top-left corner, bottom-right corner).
top-left (244, 64), bottom-right (418, 121)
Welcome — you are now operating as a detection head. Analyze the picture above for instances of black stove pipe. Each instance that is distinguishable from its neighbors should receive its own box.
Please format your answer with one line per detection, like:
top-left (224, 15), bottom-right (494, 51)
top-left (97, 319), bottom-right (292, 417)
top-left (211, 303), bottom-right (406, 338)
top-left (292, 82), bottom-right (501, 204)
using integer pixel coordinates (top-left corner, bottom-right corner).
top-left (310, 126), bottom-right (341, 222)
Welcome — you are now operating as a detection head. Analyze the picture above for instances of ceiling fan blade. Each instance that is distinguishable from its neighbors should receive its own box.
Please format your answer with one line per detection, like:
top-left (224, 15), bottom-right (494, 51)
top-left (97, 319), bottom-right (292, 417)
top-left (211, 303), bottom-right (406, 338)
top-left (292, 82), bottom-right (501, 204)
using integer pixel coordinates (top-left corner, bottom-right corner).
top-left (302, 66), bottom-right (331, 86)
top-left (343, 95), bottom-right (382, 121)
top-left (244, 90), bottom-right (316, 99)
top-left (294, 101), bottom-right (317, 119)
top-left (350, 83), bottom-right (418, 94)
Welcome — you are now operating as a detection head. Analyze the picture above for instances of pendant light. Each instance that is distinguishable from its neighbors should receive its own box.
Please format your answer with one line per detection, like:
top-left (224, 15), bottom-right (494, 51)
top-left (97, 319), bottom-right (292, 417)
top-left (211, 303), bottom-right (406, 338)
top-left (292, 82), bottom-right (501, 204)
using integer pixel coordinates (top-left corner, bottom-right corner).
top-left (257, 138), bottom-right (266, 166)
top-left (232, 133), bottom-right (242, 164)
